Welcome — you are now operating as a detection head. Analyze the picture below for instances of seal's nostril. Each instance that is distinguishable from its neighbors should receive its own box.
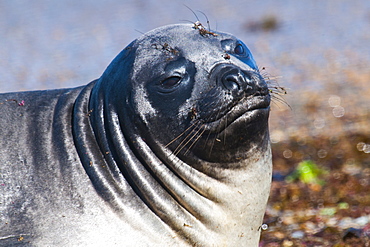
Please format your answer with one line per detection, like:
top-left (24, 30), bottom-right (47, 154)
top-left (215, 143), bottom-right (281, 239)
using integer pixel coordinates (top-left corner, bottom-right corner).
top-left (221, 68), bottom-right (247, 93)
top-left (211, 64), bottom-right (258, 96)
top-left (223, 74), bottom-right (241, 92)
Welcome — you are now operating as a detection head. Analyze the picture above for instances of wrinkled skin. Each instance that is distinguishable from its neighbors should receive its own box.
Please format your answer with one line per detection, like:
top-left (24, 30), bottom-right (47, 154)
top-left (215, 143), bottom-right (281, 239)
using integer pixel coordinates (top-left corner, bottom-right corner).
top-left (0, 24), bottom-right (272, 246)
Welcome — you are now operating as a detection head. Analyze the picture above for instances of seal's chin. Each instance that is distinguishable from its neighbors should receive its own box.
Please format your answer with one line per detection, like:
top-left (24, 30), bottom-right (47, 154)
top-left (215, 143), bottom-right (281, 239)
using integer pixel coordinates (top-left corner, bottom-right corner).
top-left (201, 94), bottom-right (270, 134)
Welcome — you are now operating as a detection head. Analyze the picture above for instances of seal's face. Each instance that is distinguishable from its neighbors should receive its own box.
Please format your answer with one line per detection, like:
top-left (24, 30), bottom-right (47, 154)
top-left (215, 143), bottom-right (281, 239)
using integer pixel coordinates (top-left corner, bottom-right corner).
top-left (125, 24), bottom-right (270, 163)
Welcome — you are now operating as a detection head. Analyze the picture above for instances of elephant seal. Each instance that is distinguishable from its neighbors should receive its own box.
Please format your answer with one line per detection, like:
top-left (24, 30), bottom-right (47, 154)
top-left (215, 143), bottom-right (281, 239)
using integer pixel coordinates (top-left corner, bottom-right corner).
top-left (0, 23), bottom-right (272, 246)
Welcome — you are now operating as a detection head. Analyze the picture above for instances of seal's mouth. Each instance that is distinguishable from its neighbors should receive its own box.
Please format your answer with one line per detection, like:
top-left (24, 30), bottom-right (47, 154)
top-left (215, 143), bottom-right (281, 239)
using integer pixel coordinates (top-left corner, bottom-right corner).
top-left (200, 93), bottom-right (270, 134)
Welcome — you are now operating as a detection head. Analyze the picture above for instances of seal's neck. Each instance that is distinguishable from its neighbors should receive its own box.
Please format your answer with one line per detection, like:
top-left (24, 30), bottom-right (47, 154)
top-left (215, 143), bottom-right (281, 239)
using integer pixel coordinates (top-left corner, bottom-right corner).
top-left (108, 108), bottom-right (272, 245)
top-left (127, 134), bottom-right (272, 245)
top-left (74, 82), bottom-right (272, 246)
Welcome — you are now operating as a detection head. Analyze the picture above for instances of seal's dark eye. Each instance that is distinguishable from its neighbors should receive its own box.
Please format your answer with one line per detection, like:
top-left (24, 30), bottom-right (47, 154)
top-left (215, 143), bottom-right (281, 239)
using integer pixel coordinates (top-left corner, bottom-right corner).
top-left (234, 44), bottom-right (245, 55)
top-left (161, 76), bottom-right (181, 88)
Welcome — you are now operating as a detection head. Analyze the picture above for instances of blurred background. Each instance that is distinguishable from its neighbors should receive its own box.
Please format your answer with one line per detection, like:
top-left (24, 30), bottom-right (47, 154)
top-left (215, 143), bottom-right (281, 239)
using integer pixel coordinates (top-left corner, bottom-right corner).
top-left (1, 0), bottom-right (369, 246)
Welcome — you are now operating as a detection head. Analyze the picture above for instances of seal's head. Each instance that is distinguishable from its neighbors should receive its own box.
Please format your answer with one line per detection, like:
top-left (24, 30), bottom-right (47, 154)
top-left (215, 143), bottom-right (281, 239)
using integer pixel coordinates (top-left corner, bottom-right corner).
top-left (91, 23), bottom-right (270, 168)
top-left (106, 24), bottom-right (269, 163)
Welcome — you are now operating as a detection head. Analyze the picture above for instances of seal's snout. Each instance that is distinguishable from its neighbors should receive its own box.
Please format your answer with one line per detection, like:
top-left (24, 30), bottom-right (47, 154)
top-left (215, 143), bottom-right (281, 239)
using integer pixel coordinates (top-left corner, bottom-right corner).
top-left (212, 64), bottom-right (267, 97)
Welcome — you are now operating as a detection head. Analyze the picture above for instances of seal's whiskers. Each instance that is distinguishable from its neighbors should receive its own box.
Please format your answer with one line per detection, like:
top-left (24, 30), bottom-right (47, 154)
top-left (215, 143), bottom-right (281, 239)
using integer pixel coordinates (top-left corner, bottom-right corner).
top-left (173, 120), bottom-right (203, 156)
top-left (183, 124), bottom-right (207, 155)
top-left (165, 121), bottom-right (199, 148)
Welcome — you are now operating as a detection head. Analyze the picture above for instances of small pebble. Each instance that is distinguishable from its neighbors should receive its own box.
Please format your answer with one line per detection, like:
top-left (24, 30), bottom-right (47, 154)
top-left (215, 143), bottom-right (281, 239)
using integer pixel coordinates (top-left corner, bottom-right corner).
top-left (291, 230), bottom-right (304, 239)
top-left (261, 224), bottom-right (268, 230)
top-left (282, 240), bottom-right (294, 247)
